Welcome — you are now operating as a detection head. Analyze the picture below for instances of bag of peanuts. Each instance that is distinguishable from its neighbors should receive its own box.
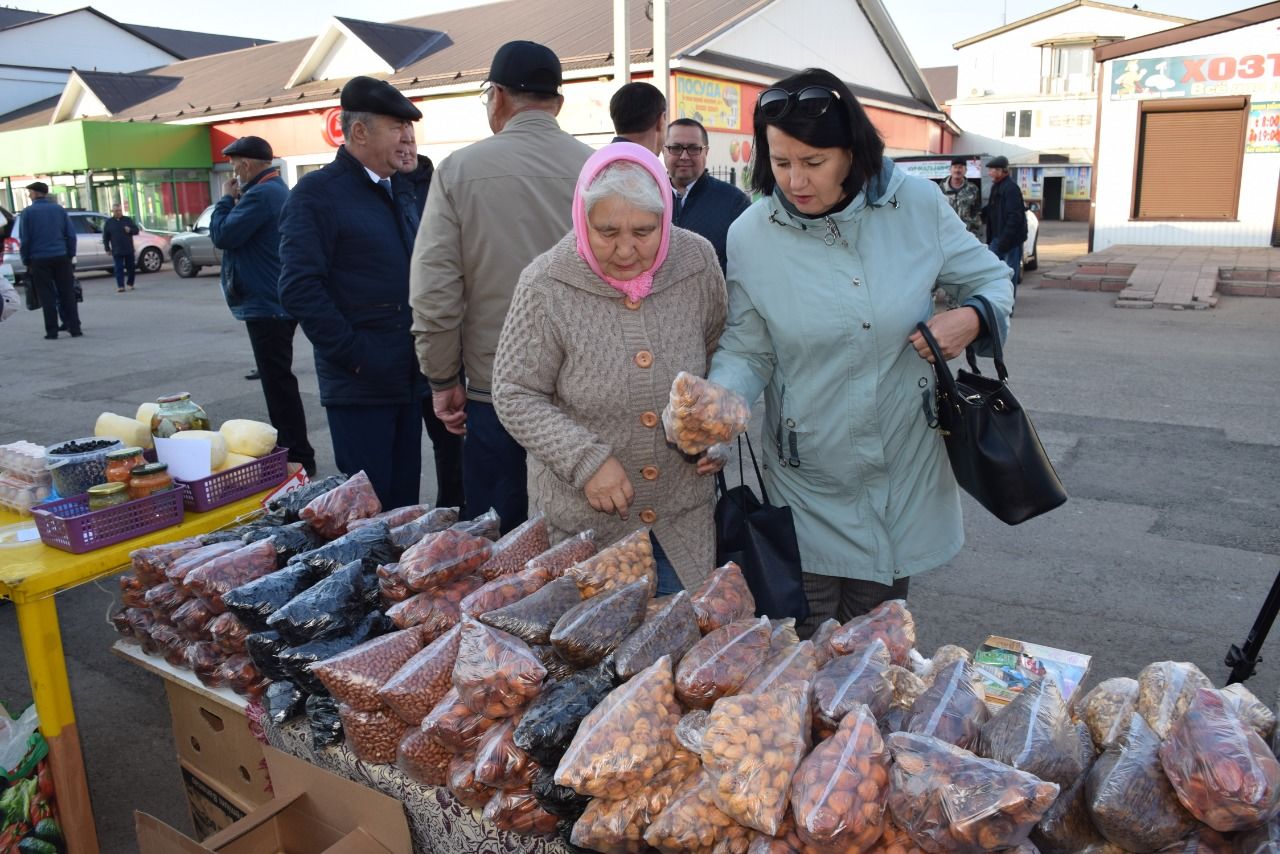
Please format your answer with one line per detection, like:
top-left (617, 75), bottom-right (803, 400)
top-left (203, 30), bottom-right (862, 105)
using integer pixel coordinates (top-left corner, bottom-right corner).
top-left (379, 624), bottom-right (462, 725)
top-left (389, 506), bottom-right (460, 550)
top-left (662, 371), bottom-right (751, 455)
top-left (526, 530), bottom-right (597, 579)
top-left (453, 616), bottom-right (547, 718)
top-left (644, 769), bottom-right (754, 854)
top-left (613, 590), bottom-right (702, 680)
top-left (165, 540), bottom-right (242, 588)
top-left (790, 704), bottom-right (890, 853)
top-left (555, 654), bottom-right (681, 798)
top-left (1136, 660), bottom-right (1214, 740)
top-left (978, 675), bottom-right (1089, 787)
top-left (1031, 766), bottom-right (1109, 854)
top-left (387, 572), bottom-right (483, 639)
top-left (568, 529), bottom-right (657, 599)
top-left (550, 578), bottom-right (650, 668)
top-left (339, 702), bottom-right (405, 764)
top-left (461, 565), bottom-right (552, 618)
top-left (570, 748), bottom-right (702, 853)
top-left (810, 619), bottom-right (841, 667)
top-left (483, 787), bottom-right (560, 837)
top-left (276, 611), bottom-right (393, 693)
top-left (813, 638), bottom-right (894, 737)
top-left (1159, 688), bottom-right (1280, 832)
top-left (377, 562), bottom-right (412, 604)
top-left (1076, 677), bottom-right (1139, 751)
top-left (267, 560), bottom-right (375, 643)
top-left (532, 765), bottom-right (591, 821)
top-left (447, 751), bottom-right (495, 808)
top-left (217, 654), bottom-right (267, 697)
top-left (691, 562), bottom-right (757, 634)
top-left (1086, 711), bottom-right (1197, 848)
top-left (348, 503), bottom-right (432, 531)
top-left (222, 562), bottom-right (319, 630)
top-left (306, 693), bottom-right (344, 748)
top-left (300, 469), bottom-right (382, 538)
top-left (131, 537), bottom-right (206, 586)
top-left (310, 626), bottom-right (425, 711)
top-left (208, 611), bottom-right (250, 655)
top-left (473, 714), bottom-right (538, 789)
top-left (741, 640), bottom-right (818, 695)
top-left (675, 709), bottom-right (709, 754)
top-left (675, 616), bottom-right (772, 710)
top-left (172, 598), bottom-right (217, 641)
top-left (1220, 683), bottom-right (1277, 742)
top-left (265, 680), bottom-right (305, 726)
top-left (401, 528), bottom-right (494, 592)
top-left (423, 687), bottom-right (500, 753)
top-left (886, 732), bottom-right (1060, 852)
top-left (396, 724), bottom-right (452, 785)
top-left (829, 600), bottom-right (916, 668)
top-left (475, 514), bottom-right (551, 581)
top-left (479, 576), bottom-right (584, 646)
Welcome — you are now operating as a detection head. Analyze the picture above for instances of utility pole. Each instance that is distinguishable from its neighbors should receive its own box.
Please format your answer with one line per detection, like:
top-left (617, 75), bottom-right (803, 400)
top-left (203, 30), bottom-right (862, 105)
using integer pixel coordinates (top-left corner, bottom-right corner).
top-left (614, 0), bottom-right (630, 85)
top-left (653, 0), bottom-right (669, 100)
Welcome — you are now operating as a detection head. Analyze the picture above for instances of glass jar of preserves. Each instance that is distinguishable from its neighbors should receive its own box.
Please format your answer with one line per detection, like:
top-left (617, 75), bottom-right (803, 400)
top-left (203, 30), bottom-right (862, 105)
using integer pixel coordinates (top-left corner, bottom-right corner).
top-left (151, 393), bottom-right (211, 439)
top-left (88, 482), bottom-right (129, 511)
top-left (104, 447), bottom-right (145, 484)
top-left (129, 462), bottom-right (173, 500)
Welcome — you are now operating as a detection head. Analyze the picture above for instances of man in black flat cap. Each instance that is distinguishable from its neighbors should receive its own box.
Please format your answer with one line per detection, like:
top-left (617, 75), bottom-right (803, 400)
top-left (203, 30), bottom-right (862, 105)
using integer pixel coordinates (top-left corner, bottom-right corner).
top-left (212, 135), bottom-right (317, 477)
top-left (279, 77), bottom-right (425, 506)
top-left (17, 181), bottom-right (81, 340)
top-left (982, 155), bottom-right (1027, 289)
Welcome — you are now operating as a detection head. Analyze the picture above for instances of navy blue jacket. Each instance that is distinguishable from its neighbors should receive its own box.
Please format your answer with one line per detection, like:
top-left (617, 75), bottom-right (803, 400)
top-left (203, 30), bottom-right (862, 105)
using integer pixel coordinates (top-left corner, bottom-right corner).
top-left (210, 167), bottom-right (290, 321)
top-left (101, 215), bottom-right (138, 256)
top-left (405, 154), bottom-right (434, 218)
top-left (672, 171), bottom-right (750, 273)
top-left (18, 197), bottom-right (75, 263)
top-left (983, 176), bottom-right (1028, 254)
top-left (278, 146), bottom-right (424, 407)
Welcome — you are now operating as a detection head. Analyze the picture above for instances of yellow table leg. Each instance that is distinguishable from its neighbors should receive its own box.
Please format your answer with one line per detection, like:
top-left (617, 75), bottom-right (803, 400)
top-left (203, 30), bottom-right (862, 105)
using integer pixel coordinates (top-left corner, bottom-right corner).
top-left (15, 596), bottom-right (100, 854)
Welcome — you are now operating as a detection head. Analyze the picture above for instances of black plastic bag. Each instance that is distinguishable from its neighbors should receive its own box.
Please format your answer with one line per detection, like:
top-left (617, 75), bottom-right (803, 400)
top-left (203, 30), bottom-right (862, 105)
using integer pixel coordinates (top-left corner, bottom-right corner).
top-left (306, 692), bottom-right (344, 749)
top-left (243, 520), bottom-right (324, 563)
top-left (245, 629), bottom-right (291, 681)
top-left (275, 611), bottom-right (392, 693)
top-left (289, 522), bottom-right (395, 577)
top-left (389, 507), bottom-right (460, 550)
top-left (198, 529), bottom-right (246, 545)
top-left (479, 576), bottom-right (583, 646)
top-left (532, 765), bottom-right (591, 820)
top-left (267, 560), bottom-right (374, 643)
top-left (512, 661), bottom-right (616, 767)
top-left (265, 680), bottom-right (306, 726)
top-left (223, 562), bottom-right (320, 630)
top-left (263, 475), bottom-right (347, 525)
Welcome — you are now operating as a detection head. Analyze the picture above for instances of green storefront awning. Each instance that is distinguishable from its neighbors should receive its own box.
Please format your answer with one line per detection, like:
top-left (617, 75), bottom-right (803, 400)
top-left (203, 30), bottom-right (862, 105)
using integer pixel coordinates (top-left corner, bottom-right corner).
top-left (0, 120), bottom-right (210, 175)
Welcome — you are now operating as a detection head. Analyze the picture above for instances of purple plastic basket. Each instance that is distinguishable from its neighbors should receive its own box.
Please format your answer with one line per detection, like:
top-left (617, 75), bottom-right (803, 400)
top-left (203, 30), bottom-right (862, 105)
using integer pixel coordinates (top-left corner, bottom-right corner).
top-left (174, 446), bottom-right (289, 512)
top-left (32, 488), bottom-right (185, 554)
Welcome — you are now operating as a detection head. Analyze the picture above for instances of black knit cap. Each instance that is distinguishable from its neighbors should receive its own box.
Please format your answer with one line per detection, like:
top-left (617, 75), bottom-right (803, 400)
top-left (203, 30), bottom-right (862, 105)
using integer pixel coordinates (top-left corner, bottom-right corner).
top-left (340, 76), bottom-right (423, 120)
top-left (221, 136), bottom-right (273, 160)
top-left (486, 40), bottom-right (562, 94)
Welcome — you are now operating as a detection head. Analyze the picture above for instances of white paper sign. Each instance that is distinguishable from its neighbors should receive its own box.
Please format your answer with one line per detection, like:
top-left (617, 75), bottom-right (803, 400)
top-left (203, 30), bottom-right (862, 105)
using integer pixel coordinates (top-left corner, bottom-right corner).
top-left (154, 437), bottom-right (212, 481)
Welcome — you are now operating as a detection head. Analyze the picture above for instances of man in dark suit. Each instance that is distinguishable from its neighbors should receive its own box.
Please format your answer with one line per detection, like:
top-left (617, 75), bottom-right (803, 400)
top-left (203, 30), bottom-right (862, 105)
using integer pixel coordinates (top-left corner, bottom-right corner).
top-left (18, 182), bottom-right (80, 340)
top-left (278, 77), bottom-right (425, 507)
top-left (982, 155), bottom-right (1028, 290)
top-left (664, 118), bottom-right (750, 273)
top-left (101, 202), bottom-right (139, 292)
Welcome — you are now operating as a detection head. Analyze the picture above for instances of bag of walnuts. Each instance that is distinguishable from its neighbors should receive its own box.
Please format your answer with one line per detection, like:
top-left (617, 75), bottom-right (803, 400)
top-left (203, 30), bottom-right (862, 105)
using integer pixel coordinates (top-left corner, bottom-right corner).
top-left (550, 578), bottom-right (650, 668)
top-left (401, 528), bottom-right (494, 593)
top-left (643, 769), bottom-right (754, 854)
top-left (790, 704), bottom-right (890, 853)
top-left (744, 810), bottom-right (809, 854)
top-left (675, 616), bottom-right (772, 710)
top-left (473, 713), bottom-right (538, 790)
top-left (661, 371), bottom-right (750, 456)
top-left (483, 787), bottom-right (560, 837)
top-left (568, 529), bottom-right (657, 599)
top-left (612, 590), bottom-right (702, 680)
top-left (828, 599), bottom-right (916, 667)
top-left (452, 616), bottom-right (547, 719)
top-left (1136, 660), bottom-right (1213, 739)
top-left (690, 562), bottom-right (757, 634)
top-left (1076, 677), bottom-right (1139, 751)
top-left (812, 638), bottom-right (893, 737)
top-left (569, 748), bottom-right (702, 853)
top-left (1031, 764), bottom-right (1109, 854)
top-left (423, 687), bottom-right (500, 753)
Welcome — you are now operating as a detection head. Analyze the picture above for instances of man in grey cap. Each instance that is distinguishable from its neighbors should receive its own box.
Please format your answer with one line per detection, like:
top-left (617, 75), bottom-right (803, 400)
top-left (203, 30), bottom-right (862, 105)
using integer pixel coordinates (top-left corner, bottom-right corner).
top-left (982, 155), bottom-right (1027, 289)
top-left (279, 77), bottom-right (425, 506)
top-left (410, 40), bottom-right (592, 532)
top-left (17, 181), bottom-right (80, 340)
top-left (211, 135), bottom-right (316, 476)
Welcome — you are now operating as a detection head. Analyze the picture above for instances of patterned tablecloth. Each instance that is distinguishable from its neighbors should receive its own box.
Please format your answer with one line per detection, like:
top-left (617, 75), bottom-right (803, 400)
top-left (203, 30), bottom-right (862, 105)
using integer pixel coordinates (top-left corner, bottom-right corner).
top-left (263, 716), bottom-right (573, 854)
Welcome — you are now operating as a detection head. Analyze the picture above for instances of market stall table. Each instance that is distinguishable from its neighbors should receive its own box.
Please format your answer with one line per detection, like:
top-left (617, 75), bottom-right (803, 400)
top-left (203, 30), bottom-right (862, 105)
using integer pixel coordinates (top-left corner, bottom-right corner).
top-left (0, 493), bottom-right (274, 854)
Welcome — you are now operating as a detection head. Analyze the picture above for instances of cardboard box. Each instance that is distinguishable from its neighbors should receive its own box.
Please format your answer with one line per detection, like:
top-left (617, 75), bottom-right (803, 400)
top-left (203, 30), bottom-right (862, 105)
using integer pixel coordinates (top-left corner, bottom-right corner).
top-left (181, 760), bottom-right (251, 840)
top-left (973, 635), bottom-right (1092, 710)
top-left (166, 679), bottom-right (272, 808)
top-left (137, 746), bottom-right (412, 854)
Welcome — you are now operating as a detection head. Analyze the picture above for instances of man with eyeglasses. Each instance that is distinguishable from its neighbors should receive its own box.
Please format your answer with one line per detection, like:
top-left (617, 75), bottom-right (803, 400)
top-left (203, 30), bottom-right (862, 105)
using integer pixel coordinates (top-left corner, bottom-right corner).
top-left (410, 40), bottom-right (592, 533)
top-left (664, 118), bottom-right (750, 273)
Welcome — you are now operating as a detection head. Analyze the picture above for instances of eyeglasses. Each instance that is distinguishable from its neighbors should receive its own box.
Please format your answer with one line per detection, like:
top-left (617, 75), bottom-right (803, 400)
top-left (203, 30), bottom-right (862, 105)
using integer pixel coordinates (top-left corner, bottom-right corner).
top-left (478, 82), bottom-right (495, 104)
top-left (664, 144), bottom-right (706, 157)
top-left (756, 86), bottom-right (841, 121)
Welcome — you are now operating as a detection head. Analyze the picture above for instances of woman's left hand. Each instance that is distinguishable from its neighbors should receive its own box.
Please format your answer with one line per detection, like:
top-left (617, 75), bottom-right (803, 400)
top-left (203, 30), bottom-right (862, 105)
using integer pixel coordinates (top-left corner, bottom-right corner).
top-left (908, 306), bottom-right (982, 363)
top-left (696, 446), bottom-right (728, 476)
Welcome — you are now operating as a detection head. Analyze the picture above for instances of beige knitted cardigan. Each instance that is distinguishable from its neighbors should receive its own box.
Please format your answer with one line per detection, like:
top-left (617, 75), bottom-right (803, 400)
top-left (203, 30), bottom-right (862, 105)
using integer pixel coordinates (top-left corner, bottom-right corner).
top-left (492, 228), bottom-right (728, 589)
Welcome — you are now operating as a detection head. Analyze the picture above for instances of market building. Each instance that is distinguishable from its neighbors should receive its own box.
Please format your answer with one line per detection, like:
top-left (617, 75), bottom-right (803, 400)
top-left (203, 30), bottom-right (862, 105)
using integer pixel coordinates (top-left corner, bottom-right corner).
top-left (1091, 2), bottom-right (1280, 249)
top-left (0, 0), bottom-right (957, 232)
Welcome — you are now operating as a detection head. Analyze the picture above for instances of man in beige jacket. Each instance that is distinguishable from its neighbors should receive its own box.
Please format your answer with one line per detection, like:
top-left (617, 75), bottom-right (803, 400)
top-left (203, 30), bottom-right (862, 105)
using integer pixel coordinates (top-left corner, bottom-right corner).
top-left (409, 40), bottom-right (592, 532)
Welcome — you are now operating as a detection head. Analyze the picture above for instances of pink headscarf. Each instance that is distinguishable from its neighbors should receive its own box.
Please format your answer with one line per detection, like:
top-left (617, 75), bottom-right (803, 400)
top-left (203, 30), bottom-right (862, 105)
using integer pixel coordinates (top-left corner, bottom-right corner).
top-left (572, 141), bottom-right (673, 301)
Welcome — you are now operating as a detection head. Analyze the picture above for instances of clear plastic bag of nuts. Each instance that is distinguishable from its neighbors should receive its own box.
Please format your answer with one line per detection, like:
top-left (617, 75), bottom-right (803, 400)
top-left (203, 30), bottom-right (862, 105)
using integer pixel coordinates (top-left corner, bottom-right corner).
top-left (809, 619), bottom-right (840, 667)
top-left (387, 573), bottom-right (484, 639)
top-left (554, 654), bottom-right (682, 799)
top-left (1075, 677), bottom-right (1139, 751)
top-left (401, 528), bottom-right (494, 593)
top-left (526, 530), bottom-right (597, 579)
top-left (549, 578), bottom-right (650, 668)
top-left (643, 769), bottom-right (754, 854)
top-left (978, 675), bottom-right (1091, 788)
top-left (740, 640), bottom-right (818, 695)
top-left (612, 590), bottom-right (702, 681)
top-left (423, 687), bottom-right (500, 753)
top-left (812, 638), bottom-right (894, 736)
top-left (378, 624), bottom-right (462, 725)
top-left (447, 751), bottom-right (495, 809)
top-left (568, 529), bottom-right (657, 599)
top-left (209, 611), bottom-right (251, 655)
top-left (338, 703), bottom-right (406, 765)
top-left (475, 514), bottom-right (551, 582)
top-left (661, 371), bottom-right (751, 456)
top-left (675, 616), bottom-right (772, 710)
top-left (309, 626), bottom-right (425, 711)
top-left (790, 704), bottom-right (890, 853)
top-left (130, 537), bottom-right (205, 587)
top-left (461, 565), bottom-right (553, 618)
top-left (1219, 683), bottom-right (1277, 742)
top-left (570, 748), bottom-right (702, 854)
top-left (828, 599), bottom-right (916, 667)
top-left (479, 576), bottom-right (583, 646)
top-left (397, 725), bottom-right (452, 786)
top-left (904, 659), bottom-right (990, 751)
top-left (184, 538), bottom-right (280, 613)
top-left (389, 506), bottom-right (460, 551)
top-left (300, 469), bottom-right (382, 538)
top-left (690, 562), bottom-right (756, 634)
top-left (1032, 764), bottom-right (1110, 854)
top-left (473, 713), bottom-right (538, 789)
top-left (1135, 660), bottom-right (1213, 739)
top-left (452, 616), bottom-right (548, 719)
top-left (483, 787), bottom-right (559, 837)
top-left (700, 686), bottom-right (811, 834)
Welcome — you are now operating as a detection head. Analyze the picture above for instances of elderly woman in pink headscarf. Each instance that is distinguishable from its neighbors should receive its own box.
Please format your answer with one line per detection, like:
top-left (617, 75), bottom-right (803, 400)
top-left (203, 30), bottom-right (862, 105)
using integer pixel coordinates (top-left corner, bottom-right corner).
top-left (493, 142), bottom-right (728, 594)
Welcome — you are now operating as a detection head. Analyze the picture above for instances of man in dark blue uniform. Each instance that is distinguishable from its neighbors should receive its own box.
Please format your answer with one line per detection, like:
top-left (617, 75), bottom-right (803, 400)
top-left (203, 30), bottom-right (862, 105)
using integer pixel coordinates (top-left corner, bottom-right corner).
top-left (279, 77), bottom-right (424, 508)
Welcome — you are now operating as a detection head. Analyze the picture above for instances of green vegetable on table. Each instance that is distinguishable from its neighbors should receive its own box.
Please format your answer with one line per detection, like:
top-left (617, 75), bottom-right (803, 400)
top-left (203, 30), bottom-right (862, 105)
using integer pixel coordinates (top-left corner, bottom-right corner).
top-left (1, 777), bottom-right (35, 826)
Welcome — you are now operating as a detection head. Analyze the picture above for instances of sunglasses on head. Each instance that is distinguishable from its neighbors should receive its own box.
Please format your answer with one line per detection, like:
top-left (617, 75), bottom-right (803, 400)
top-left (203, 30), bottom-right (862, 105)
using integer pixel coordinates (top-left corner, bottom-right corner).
top-left (756, 86), bottom-right (841, 121)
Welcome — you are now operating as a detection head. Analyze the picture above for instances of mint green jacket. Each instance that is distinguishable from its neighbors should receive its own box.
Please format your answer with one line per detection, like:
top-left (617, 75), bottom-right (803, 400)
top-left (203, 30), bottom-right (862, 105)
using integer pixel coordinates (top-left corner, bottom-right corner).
top-left (708, 157), bottom-right (1014, 584)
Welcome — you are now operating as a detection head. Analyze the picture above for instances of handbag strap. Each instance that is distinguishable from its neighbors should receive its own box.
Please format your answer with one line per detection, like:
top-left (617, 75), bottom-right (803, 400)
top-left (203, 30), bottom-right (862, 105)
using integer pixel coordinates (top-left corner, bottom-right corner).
top-left (962, 294), bottom-right (1009, 382)
top-left (915, 321), bottom-right (962, 407)
top-left (715, 434), bottom-right (773, 507)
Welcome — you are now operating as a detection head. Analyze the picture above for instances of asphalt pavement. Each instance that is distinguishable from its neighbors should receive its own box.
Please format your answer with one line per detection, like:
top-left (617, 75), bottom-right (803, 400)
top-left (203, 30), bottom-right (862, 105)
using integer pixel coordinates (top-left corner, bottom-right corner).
top-left (1, 242), bottom-right (1278, 851)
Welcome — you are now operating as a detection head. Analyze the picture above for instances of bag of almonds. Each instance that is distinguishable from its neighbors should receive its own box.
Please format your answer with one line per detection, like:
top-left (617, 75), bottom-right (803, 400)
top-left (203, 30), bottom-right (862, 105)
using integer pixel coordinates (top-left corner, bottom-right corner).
top-left (389, 506), bottom-right (460, 550)
top-left (550, 578), bottom-right (650, 668)
top-left (475, 514), bottom-right (551, 581)
top-left (740, 639), bottom-right (818, 695)
top-left (526, 530), bottom-right (597, 579)
top-left (401, 528), bottom-right (494, 592)
top-left (1136, 660), bottom-right (1214, 739)
top-left (1076, 677), bottom-right (1139, 751)
top-left (886, 732), bottom-right (1060, 852)
top-left (479, 576), bottom-right (584, 646)
top-left (447, 750), bottom-right (495, 809)
top-left (453, 616), bottom-right (547, 718)
top-left (379, 624), bottom-right (462, 725)
top-left (809, 618), bottom-right (841, 666)
top-left (532, 765), bottom-right (591, 820)
top-left (978, 675), bottom-right (1089, 787)
top-left (397, 725), bottom-right (452, 786)
top-left (790, 704), bottom-right (890, 853)
top-left (675, 616), bottom-right (772, 710)
top-left (570, 748), bottom-right (702, 854)
top-left (513, 661), bottom-right (618, 767)
top-left (310, 626), bottom-right (424, 711)
top-left (461, 565), bottom-right (552, 618)
top-left (568, 529), bottom-right (657, 599)
top-left (643, 769), bottom-right (754, 854)
top-left (1087, 711), bottom-right (1197, 849)
top-left (613, 590), bottom-right (702, 680)
top-left (1158, 688), bottom-right (1280, 832)
top-left (813, 638), bottom-right (894, 737)
top-left (829, 600), bottom-right (916, 667)
top-left (473, 713), bottom-right (538, 789)
top-left (423, 687), bottom-right (500, 753)
top-left (483, 787), bottom-right (560, 836)
top-left (701, 686), bottom-right (811, 834)
top-left (662, 371), bottom-right (751, 456)
top-left (691, 562), bottom-right (757, 634)
top-left (554, 654), bottom-right (681, 798)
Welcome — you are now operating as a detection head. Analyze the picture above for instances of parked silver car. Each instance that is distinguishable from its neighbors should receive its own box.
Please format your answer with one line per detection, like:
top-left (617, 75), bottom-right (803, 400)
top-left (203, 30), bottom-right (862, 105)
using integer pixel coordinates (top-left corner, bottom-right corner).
top-left (169, 205), bottom-right (221, 278)
top-left (1, 207), bottom-right (170, 285)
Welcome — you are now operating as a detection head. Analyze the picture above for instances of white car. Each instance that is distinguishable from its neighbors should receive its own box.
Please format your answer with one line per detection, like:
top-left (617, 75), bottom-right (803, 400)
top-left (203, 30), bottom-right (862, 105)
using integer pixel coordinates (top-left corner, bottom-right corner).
top-left (1023, 204), bottom-right (1040, 272)
top-left (2, 208), bottom-right (170, 286)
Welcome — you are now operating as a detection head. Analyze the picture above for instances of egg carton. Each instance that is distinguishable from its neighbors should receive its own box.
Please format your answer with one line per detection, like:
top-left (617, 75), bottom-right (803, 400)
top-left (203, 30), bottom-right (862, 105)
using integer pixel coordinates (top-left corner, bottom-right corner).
top-left (0, 441), bottom-right (48, 480)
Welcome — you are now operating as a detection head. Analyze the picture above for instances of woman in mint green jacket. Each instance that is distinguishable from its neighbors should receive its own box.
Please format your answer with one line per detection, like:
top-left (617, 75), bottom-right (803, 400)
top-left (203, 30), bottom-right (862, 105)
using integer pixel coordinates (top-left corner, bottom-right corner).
top-left (708, 69), bottom-right (1014, 636)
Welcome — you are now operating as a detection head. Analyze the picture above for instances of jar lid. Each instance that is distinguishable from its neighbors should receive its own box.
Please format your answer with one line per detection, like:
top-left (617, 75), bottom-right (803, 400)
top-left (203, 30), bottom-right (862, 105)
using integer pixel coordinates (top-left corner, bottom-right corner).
top-left (105, 447), bottom-right (144, 461)
top-left (131, 462), bottom-right (169, 475)
top-left (156, 393), bottom-right (191, 403)
top-left (88, 482), bottom-right (128, 496)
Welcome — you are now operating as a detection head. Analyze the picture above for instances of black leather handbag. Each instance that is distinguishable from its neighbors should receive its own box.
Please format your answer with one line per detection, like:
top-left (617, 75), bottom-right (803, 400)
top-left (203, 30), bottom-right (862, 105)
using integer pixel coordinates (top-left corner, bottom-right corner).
top-left (714, 434), bottom-right (809, 620)
top-left (917, 295), bottom-right (1067, 525)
